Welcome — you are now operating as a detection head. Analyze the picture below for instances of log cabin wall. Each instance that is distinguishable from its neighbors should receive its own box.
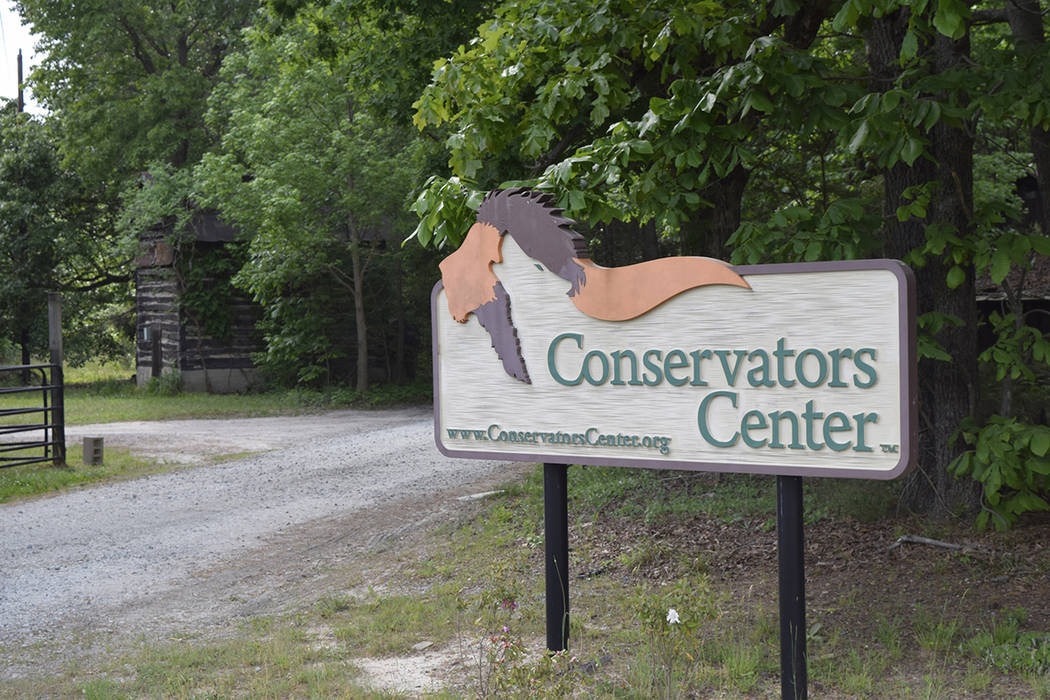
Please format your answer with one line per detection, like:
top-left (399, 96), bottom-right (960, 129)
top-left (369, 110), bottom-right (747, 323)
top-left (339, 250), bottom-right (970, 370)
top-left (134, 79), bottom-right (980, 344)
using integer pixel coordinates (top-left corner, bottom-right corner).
top-left (176, 240), bottom-right (262, 393)
top-left (134, 214), bottom-right (263, 393)
top-left (134, 226), bottom-right (181, 386)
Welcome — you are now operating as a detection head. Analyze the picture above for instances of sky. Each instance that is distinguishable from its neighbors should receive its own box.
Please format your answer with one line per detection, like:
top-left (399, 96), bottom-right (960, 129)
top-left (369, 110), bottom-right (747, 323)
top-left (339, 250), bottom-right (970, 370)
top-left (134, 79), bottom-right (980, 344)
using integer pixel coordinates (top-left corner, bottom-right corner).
top-left (0, 0), bottom-right (42, 113)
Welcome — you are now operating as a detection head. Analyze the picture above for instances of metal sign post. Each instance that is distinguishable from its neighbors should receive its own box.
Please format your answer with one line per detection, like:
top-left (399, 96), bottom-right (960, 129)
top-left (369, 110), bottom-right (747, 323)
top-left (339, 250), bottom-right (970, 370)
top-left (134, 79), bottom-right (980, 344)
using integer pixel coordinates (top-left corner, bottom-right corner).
top-left (777, 475), bottom-right (807, 699)
top-left (544, 462), bottom-right (570, 652)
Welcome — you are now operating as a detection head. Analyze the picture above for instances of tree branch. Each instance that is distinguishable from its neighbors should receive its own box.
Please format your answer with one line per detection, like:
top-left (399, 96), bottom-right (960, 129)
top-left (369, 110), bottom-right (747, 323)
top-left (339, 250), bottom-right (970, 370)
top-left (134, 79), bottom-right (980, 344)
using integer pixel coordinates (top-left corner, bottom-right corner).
top-left (201, 41), bottom-right (227, 79)
top-left (530, 125), bottom-right (585, 175)
top-left (116, 17), bottom-right (158, 74)
top-left (971, 8), bottom-right (1008, 24)
top-left (61, 270), bottom-right (131, 292)
top-left (888, 534), bottom-right (974, 551)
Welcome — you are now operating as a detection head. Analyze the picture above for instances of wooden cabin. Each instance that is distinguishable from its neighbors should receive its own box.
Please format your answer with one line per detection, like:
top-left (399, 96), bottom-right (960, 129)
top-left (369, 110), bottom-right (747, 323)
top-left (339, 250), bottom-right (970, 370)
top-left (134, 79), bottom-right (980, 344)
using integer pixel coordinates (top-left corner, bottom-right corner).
top-left (134, 211), bottom-right (263, 393)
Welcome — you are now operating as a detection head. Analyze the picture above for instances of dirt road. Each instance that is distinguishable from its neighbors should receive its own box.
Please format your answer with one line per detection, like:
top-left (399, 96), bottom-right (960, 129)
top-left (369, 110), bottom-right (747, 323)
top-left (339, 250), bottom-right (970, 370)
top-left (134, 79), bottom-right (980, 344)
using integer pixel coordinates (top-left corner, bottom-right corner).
top-left (0, 408), bottom-right (524, 680)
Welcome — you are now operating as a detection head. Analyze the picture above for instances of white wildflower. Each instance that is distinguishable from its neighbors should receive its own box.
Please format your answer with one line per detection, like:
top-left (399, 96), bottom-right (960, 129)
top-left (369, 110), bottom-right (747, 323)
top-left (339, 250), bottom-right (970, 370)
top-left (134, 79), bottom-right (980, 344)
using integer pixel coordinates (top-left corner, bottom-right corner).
top-left (666, 608), bottom-right (680, 624)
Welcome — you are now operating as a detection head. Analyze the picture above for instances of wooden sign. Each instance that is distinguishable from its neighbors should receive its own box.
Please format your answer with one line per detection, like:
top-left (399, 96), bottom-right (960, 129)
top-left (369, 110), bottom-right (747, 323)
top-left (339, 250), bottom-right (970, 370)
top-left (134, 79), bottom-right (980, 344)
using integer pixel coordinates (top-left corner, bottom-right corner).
top-left (433, 189), bottom-right (916, 479)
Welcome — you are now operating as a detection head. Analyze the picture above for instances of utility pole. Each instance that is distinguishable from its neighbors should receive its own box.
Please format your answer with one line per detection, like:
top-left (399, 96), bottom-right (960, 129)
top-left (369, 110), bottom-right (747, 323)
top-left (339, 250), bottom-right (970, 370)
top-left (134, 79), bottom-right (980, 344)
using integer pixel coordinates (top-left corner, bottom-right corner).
top-left (17, 49), bottom-right (24, 113)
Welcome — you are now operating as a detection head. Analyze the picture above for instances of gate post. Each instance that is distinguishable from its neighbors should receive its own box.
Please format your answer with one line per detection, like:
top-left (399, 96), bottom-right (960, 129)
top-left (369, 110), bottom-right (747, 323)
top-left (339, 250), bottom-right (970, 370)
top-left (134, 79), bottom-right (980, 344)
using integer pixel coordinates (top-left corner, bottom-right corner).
top-left (48, 292), bottom-right (65, 465)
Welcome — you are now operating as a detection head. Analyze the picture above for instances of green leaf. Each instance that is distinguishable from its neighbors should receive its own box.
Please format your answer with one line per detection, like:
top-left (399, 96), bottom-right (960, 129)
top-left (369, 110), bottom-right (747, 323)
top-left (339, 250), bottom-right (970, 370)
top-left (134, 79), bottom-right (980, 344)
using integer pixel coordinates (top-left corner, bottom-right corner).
top-left (638, 110), bottom-right (659, 137)
top-left (881, 90), bottom-right (903, 112)
top-left (946, 265), bottom-right (965, 289)
top-left (949, 451), bottom-right (971, 476)
top-left (985, 468), bottom-right (1002, 503)
top-left (568, 189), bottom-right (585, 211)
top-left (414, 221), bottom-right (431, 247)
top-left (1032, 431), bottom-right (1050, 458)
top-left (631, 139), bottom-right (654, 155)
top-left (933, 0), bottom-right (968, 40)
top-left (749, 90), bottom-right (774, 113)
top-left (990, 250), bottom-right (1011, 284)
top-left (900, 31), bottom-right (919, 62)
top-left (590, 99), bottom-right (610, 124)
top-left (848, 120), bottom-right (869, 153)
top-left (901, 137), bottom-right (923, 166)
top-left (918, 336), bottom-right (952, 362)
top-left (832, 0), bottom-right (859, 33)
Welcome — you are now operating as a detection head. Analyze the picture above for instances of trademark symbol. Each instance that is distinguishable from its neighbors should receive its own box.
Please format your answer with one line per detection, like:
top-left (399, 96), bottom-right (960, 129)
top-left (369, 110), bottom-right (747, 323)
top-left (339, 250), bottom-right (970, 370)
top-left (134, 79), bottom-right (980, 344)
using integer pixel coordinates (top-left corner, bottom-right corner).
top-left (880, 443), bottom-right (899, 453)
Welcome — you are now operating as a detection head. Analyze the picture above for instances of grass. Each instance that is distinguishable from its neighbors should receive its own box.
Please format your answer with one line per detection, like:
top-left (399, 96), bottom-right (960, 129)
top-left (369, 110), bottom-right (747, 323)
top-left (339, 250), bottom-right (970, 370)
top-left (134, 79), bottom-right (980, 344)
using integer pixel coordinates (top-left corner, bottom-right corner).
top-left (1, 358), bottom-right (432, 426)
top-left (546, 463), bottom-right (900, 527)
top-left (3, 363), bottom-right (1042, 695)
top-left (330, 585), bottom-right (466, 656)
top-left (1, 409), bottom-right (1047, 699)
top-left (68, 623), bottom-right (400, 699)
top-left (53, 377), bottom-right (431, 425)
top-left (961, 608), bottom-right (1050, 676)
top-left (3, 464), bottom-right (1045, 699)
top-left (63, 358), bottom-right (136, 385)
top-left (0, 448), bottom-right (168, 503)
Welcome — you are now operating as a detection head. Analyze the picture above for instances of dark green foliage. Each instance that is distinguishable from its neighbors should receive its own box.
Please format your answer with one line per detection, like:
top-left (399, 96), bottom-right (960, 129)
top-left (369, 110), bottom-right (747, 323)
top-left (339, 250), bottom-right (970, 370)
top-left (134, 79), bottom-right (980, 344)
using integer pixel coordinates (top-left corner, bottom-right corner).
top-left (195, 0), bottom-right (478, 388)
top-left (0, 105), bottom-right (130, 364)
top-left (10, 0), bottom-right (1050, 524)
top-left (16, 0), bottom-right (256, 188)
top-left (8, 0), bottom-right (257, 367)
top-left (409, 0), bottom-right (1050, 523)
top-left (177, 243), bottom-right (247, 342)
top-left (950, 416), bottom-right (1050, 530)
top-left (0, 110), bottom-right (62, 350)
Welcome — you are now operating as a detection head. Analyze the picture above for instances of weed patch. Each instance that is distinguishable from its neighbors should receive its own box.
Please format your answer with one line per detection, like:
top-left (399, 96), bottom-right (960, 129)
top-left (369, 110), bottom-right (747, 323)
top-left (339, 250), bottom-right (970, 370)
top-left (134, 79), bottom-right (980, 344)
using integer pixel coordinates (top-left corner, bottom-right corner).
top-left (963, 613), bottom-right (1050, 676)
top-left (331, 587), bottom-right (463, 657)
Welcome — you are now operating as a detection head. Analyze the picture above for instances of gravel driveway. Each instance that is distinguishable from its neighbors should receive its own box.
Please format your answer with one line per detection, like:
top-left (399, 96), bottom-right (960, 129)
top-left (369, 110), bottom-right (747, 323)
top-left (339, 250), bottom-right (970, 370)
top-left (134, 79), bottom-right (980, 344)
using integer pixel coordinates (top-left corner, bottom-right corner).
top-left (0, 408), bottom-right (523, 680)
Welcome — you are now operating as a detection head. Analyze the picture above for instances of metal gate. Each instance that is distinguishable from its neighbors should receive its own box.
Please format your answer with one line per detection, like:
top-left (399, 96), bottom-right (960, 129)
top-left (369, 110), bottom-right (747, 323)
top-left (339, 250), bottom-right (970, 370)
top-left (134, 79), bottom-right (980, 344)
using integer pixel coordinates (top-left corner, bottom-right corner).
top-left (0, 363), bottom-right (66, 467)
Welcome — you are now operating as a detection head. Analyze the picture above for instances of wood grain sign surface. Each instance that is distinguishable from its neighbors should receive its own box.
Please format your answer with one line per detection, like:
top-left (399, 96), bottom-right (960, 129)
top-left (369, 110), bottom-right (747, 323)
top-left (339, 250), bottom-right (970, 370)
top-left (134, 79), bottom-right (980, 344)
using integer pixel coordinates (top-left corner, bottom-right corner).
top-left (433, 190), bottom-right (916, 479)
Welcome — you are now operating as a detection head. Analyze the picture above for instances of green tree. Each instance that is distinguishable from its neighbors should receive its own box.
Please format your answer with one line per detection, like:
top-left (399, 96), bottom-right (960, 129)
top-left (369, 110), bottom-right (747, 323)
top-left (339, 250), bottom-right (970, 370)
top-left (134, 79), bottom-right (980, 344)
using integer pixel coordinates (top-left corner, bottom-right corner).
top-left (0, 110), bottom-right (61, 365)
top-left (0, 105), bottom-right (128, 366)
top-left (195, 2), bottom-right (457, 389)
top-left (16, 0), bottom-right (256, 189)
top-left (411, 0), bottom-right (1050, 521)
top-left (11, 0), bottom-right (258, 373)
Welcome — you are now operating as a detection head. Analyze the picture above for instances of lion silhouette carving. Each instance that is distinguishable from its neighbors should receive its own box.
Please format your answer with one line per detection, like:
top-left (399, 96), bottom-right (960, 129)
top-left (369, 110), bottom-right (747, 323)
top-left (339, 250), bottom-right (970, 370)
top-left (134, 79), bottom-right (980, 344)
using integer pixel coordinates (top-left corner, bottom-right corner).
top-left (439, 188), bottom-right (751, 384)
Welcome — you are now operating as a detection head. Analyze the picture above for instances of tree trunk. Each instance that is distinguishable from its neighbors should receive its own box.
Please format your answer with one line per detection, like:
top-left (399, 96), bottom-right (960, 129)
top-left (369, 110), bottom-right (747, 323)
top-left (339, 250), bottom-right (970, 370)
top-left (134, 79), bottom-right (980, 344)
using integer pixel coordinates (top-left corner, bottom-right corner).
top-left (394, 251), bottom-right (406, 384)
top-left (1007, 0), bottom-right (1050, 235)
top-left (19, 326), bottom-right (31, 384)
top-left (349, 225), bottom-right (369, 393)
top-left (869, 12), bottom-right (981, 517)
top-left (682, 165), bottom-right (750, 258)
top-left (639, 220), bottom-right (661, 261)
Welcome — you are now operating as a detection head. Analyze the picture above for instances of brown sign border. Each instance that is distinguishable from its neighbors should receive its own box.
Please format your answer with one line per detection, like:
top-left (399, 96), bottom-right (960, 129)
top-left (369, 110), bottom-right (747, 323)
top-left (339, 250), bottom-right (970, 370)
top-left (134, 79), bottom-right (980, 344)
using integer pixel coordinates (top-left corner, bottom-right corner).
top-left (432, 259), bottom-right (917, 480)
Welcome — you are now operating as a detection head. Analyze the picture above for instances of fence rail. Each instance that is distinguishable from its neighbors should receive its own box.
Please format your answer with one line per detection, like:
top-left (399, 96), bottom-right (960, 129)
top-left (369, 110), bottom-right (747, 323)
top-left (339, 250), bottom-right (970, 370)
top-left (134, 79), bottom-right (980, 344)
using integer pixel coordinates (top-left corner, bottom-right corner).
top-left (0, 363), bottom-right (65, 468)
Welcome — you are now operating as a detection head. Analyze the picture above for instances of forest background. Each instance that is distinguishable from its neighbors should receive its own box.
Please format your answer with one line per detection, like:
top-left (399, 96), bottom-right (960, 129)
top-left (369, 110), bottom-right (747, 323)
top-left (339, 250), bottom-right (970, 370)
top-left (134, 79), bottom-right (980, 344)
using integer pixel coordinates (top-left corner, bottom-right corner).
top-left (0, 0), bottom-right (1048, 526)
